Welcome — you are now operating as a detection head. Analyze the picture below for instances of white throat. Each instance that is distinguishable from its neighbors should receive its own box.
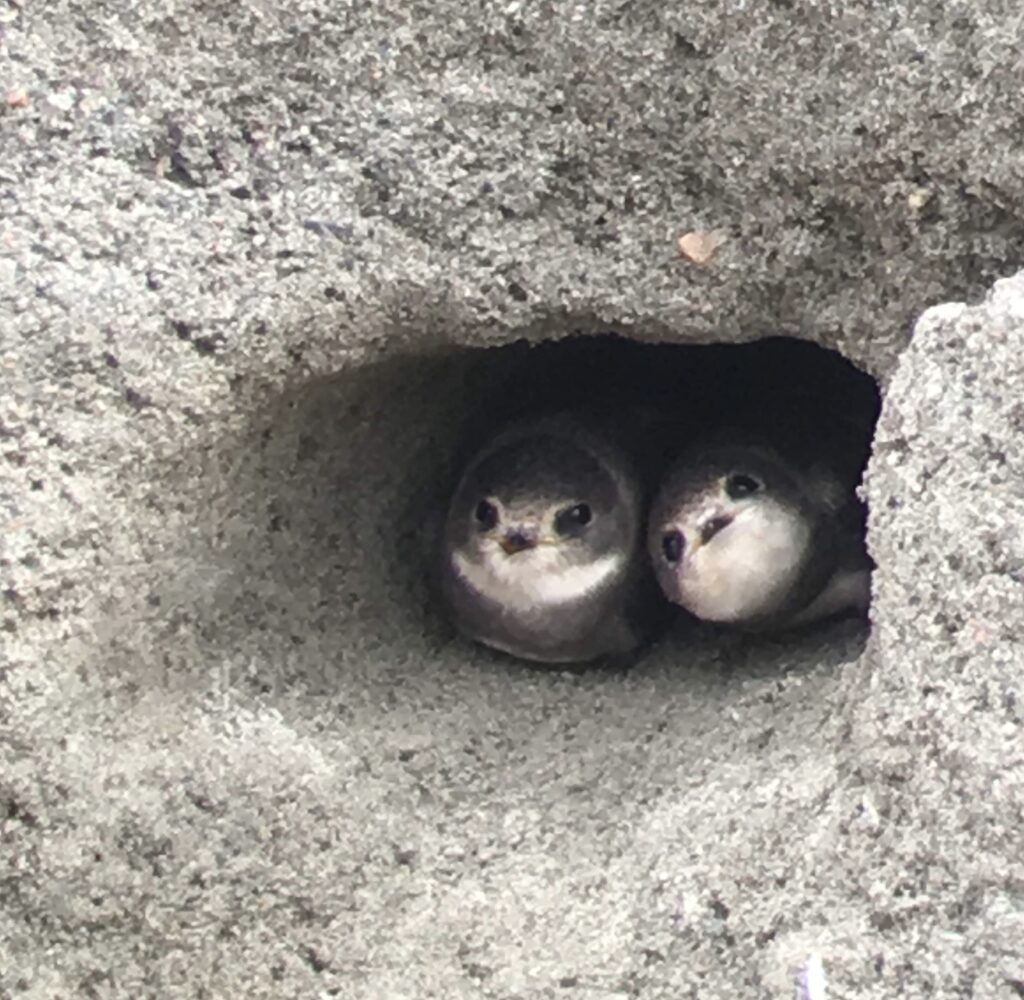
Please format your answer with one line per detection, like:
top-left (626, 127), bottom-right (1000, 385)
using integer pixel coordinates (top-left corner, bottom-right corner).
top-left (453, 547), bottom-right (625, 611)
top-left (682, 502), bottom-right (811, 622)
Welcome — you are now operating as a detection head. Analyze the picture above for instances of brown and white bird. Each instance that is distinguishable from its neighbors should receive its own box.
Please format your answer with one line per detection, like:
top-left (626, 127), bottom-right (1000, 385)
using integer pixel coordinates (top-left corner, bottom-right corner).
top-left (648, 431), bottom-right (871, 630)
top-left (439, 414), bottom-right (663, 663)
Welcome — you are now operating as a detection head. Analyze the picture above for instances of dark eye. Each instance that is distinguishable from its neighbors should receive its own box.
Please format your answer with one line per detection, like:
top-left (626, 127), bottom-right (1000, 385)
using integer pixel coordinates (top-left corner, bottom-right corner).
top-left (661, 530), bottom-right (684, 563)
top-left (474, 499), bottom-right (498, 530)
top-left (726, 473), bottom-right (761, 499)
top-left (554, 503), bottom-right (592, 534)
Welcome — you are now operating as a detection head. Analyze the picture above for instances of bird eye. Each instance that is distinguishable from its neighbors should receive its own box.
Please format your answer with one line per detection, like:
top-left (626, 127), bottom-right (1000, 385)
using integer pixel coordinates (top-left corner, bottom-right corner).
top-left (554, 503), bottom-right (592, 534)
top-left (725, 473), bottom-right (761, 499)
top-left (661, 530), bottom-right (684, 563)
top-left (474, 499), bottom-right (498, 531)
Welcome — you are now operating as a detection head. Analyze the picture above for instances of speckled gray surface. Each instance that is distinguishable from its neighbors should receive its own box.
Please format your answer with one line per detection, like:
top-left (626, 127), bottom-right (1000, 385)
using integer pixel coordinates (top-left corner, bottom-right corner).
top-left (2, 2), bottom-right (1024, 998)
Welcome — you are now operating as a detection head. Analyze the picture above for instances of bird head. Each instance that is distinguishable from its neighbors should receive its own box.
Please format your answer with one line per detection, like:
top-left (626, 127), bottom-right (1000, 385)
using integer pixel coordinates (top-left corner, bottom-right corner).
top-left (445, 424), bottom-right (635, 605)
top-left (649, 446), bottom-right (818, 624)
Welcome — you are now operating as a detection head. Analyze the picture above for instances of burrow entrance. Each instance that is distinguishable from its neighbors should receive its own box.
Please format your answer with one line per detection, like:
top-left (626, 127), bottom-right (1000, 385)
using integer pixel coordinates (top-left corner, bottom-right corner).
top-left (228, 333), bottom-right (880, 685)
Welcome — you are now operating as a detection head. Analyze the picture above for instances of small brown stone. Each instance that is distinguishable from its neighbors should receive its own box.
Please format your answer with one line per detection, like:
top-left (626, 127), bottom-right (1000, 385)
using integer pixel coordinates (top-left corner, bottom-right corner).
top-left (677, 229), bottom-right (729, 265)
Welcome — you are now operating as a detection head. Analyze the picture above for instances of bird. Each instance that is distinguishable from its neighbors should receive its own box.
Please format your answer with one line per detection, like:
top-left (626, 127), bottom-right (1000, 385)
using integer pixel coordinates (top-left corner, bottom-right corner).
top-left (647, 428), bottom-right (871, 631)
top-left (439, 414), bottom-right (663, 664)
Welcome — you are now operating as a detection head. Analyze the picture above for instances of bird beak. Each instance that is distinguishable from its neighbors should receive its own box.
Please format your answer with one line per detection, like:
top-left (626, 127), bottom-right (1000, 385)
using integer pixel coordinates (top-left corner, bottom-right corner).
top-left (500, 528), bottom-right (539, 555)
top-left (697, 513), bottom-right (734, 547)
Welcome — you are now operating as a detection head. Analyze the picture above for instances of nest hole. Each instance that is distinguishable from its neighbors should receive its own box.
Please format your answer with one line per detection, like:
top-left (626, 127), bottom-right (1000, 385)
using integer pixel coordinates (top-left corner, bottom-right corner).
top-left (227, 332), bottom-right (879, 688)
